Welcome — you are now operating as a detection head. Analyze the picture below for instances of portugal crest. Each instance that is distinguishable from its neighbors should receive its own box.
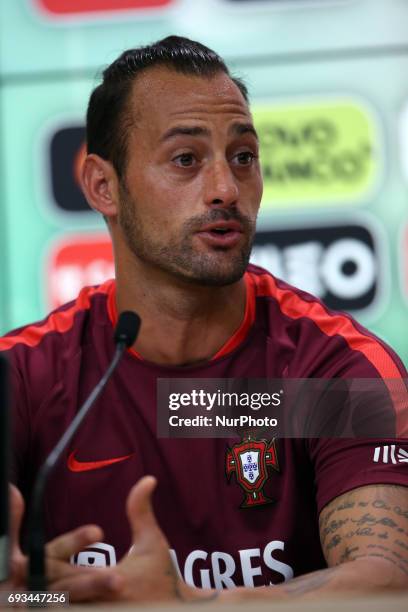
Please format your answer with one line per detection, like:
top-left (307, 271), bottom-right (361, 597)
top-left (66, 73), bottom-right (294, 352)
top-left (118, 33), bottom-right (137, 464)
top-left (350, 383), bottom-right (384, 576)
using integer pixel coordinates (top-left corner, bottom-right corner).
top-left (226, 435), bottom-right (279, 508)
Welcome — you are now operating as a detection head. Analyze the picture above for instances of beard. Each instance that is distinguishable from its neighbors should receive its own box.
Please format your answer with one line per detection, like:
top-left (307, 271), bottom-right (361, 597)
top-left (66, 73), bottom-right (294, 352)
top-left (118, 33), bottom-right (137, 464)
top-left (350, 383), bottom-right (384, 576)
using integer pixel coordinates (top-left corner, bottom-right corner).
top-left (118, 186), bottom-right (256, 287)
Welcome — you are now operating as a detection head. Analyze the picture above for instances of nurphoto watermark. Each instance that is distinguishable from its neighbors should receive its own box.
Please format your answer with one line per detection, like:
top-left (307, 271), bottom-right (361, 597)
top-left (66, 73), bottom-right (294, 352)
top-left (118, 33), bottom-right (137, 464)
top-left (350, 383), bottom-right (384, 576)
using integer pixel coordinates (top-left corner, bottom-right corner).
top-left (157, 378), bottom-right (408, 438)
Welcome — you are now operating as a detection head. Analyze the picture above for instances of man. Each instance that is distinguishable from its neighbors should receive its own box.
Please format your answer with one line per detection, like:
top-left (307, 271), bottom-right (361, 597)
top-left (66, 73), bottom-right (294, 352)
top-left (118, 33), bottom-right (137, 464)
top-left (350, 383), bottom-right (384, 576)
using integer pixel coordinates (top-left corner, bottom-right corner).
top-left (1, 36), bottom-right (407, 603)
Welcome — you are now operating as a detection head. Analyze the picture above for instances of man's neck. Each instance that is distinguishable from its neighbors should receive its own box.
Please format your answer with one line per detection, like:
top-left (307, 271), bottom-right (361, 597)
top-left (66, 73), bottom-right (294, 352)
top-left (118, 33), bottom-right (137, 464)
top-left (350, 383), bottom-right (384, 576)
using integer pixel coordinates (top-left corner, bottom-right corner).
top-left (115, 268), bottom-right (247, 367)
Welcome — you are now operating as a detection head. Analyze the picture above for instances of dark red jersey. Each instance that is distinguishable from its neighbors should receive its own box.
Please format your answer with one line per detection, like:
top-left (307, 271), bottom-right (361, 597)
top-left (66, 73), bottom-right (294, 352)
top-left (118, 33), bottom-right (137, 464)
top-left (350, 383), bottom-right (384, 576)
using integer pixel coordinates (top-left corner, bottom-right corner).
top-left (1, 265), bottom-right (407, 588)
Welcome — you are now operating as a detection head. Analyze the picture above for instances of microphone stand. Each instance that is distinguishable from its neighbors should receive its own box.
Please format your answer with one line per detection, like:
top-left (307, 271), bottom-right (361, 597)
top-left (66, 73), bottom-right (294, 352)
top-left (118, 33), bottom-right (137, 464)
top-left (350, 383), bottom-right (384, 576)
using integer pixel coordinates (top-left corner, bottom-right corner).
top-left (27, 311), bottom-right (140, 592)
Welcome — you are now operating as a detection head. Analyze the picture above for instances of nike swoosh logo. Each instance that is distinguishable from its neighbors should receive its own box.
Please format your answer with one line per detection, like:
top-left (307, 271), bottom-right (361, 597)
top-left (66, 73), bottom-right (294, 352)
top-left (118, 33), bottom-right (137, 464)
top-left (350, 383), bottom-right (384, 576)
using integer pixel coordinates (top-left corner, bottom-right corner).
top-left (67, 450), bottom-right (134, 472)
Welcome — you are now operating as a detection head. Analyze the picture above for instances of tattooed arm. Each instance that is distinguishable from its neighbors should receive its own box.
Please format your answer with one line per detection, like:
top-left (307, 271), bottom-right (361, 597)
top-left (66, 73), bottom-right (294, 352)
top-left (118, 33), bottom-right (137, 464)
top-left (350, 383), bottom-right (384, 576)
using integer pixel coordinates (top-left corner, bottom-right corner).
top-left (318, 484), bottom-right (408, 587)
top-left (217, 484), bottom-right (408, 602)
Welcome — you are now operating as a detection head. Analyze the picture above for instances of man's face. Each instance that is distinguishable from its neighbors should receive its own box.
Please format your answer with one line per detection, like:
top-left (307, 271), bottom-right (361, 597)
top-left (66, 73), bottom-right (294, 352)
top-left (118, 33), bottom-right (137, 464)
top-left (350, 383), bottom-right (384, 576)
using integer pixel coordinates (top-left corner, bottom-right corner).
top-left (117, 65), bottom-right (263, 286)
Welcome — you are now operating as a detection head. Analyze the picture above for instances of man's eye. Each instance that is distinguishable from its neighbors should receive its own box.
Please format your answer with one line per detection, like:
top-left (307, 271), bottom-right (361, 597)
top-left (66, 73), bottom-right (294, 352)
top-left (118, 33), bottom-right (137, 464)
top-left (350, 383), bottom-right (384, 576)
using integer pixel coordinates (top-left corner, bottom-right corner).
top-left (233, 151), bottom-right (257, 165)
top-left (173, 153), bottom-right (196, 167)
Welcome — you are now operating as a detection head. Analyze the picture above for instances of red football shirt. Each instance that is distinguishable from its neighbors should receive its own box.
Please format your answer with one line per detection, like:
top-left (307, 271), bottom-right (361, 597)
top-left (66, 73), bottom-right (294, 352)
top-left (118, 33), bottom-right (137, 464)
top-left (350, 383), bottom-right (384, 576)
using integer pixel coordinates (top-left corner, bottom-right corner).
top-left (1, 265), bottom-right (407, 587)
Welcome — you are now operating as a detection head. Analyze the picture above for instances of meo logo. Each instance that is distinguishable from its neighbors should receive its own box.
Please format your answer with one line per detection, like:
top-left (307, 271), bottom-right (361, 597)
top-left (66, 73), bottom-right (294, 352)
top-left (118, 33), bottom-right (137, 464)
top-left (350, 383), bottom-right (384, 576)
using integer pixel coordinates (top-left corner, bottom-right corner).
top-left (250, 220), bottom-right (382, 313)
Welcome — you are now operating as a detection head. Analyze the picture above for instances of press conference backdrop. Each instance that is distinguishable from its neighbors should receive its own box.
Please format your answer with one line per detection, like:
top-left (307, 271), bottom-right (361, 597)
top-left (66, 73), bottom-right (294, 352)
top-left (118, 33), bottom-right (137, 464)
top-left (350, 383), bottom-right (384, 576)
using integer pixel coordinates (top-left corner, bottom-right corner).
top-left (0, 0), bottom-right (407, 365)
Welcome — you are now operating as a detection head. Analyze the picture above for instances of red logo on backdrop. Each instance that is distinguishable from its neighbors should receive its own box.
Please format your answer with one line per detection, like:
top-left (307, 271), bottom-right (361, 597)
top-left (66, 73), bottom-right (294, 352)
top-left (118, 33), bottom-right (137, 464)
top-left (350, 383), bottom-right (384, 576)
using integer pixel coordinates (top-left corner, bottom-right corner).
top-left (47, 235), bottom-right (114, 308)
top-left (35, 0), bottom-right (172, 15)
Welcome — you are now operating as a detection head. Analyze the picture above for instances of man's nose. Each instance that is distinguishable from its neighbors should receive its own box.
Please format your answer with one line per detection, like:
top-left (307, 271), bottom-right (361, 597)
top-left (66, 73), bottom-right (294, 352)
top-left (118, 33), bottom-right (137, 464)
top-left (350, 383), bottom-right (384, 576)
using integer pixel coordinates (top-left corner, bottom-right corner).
top-left (204, 160), bottom-right (239, 207)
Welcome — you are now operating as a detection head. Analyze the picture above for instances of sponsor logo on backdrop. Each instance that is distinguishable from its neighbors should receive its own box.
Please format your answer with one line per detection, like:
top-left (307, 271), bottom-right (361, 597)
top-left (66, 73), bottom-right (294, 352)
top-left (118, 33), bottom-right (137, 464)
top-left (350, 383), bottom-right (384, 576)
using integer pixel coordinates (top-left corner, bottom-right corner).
top-left (46, 234), bottom-right (114, 308)
top-left (250, 220), bottom-right (382, 312)
top-left (253, 97), bottom-right (381, 209)
top-left (47, 125), bottom-right (89, 213)
top-left (35, 0), bottom-right (173, 16)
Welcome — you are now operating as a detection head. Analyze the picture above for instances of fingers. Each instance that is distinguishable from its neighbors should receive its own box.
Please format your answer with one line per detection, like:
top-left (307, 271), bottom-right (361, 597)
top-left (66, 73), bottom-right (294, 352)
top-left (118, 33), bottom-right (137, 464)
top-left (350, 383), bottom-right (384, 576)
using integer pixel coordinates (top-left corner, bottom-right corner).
top-left (8, 556), bottom-right (27, 588)
top-left (126, 476), bottom-right (158, 536)
top-left (46, 525), bottom-right (103, 561)
top-left (50, 568), bottom-right (124, 603)
top-left (126, 476), bottom-right (170, 555)
top-left (7, 485), bottom-right (27, 587)
top-left (9, 484), bottom-right (24, 556)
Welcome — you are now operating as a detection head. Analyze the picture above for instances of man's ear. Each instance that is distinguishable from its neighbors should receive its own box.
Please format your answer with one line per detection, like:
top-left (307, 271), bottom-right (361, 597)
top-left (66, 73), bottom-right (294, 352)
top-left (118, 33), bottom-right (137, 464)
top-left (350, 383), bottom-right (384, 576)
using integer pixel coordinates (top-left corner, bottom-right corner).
top-left (80, 154), bottom-right (119, 218)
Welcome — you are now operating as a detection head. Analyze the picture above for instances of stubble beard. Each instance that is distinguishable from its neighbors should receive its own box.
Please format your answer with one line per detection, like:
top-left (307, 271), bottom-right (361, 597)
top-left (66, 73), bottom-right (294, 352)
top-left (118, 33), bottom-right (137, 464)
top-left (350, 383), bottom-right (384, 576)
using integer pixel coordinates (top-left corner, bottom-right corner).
top-left (118, 188), bottom-right (256, 287)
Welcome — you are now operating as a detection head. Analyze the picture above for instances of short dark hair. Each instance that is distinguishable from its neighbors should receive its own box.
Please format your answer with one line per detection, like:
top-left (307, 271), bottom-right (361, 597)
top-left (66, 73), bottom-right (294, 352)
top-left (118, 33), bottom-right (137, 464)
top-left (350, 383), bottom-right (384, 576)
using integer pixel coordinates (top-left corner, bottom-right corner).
top-left (86, 35), bottom-right (249, 179)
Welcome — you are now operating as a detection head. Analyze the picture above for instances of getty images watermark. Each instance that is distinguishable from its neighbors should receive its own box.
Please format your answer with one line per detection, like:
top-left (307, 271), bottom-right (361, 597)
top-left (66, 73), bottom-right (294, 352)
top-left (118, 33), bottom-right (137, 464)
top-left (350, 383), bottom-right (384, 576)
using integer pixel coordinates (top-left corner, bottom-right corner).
top-left (157, 378), bottom-right (408, 438)
top-left (168, 388), bottom-right (282, 429)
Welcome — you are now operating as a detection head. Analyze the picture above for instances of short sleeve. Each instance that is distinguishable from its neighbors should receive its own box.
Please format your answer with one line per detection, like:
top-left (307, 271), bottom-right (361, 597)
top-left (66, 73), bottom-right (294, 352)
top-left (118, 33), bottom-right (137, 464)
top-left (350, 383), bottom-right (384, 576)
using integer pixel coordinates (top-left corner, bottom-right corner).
top-left (307, 437), bottom-right (408, 514)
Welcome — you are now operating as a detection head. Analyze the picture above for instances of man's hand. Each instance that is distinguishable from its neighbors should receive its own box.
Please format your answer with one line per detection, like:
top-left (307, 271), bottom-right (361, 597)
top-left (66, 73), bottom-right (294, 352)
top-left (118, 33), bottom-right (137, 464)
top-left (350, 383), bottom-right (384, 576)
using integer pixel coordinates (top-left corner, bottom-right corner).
top-left (3, 485), bottom-right (26, 589)
top-left (2, 484), bottom-right (124, 601)
top-left (46, 476), bottom-right (210, 603)
top-left (111, 476), bottom-right (211, 603)
top-left (4, 481), bottom-right (180, 603)
top-left (46, 523), bottom-right (124, 601)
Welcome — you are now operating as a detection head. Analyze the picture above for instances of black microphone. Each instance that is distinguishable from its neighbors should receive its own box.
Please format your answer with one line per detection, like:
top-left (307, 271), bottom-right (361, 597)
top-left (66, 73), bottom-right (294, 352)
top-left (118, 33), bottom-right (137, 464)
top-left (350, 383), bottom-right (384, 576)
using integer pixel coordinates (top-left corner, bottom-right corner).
top-left (27, 311), bottom-right (140, 593)
top-left (114, 311), bottom-right (140, 347)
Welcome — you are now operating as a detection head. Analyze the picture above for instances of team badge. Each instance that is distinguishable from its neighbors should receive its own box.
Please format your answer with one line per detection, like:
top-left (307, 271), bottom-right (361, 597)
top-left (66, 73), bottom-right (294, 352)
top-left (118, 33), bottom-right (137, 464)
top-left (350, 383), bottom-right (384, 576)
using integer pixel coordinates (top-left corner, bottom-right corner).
top-left (225, 435), bottom-right (279, 508)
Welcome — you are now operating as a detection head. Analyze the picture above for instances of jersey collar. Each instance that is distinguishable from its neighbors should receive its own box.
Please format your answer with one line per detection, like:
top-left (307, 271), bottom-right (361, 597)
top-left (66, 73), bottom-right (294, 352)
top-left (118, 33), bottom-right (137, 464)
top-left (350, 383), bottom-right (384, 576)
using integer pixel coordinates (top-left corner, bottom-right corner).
top-left (107, 272), bottom-right (256, 362)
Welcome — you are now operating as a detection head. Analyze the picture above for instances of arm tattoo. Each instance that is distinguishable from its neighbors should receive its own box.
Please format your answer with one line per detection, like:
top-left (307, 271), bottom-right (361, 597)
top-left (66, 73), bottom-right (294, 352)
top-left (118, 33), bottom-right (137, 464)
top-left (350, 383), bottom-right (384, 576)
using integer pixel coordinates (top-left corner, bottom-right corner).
top-left (339, 545), bottom-right (359, 563)
top-left (396, 539), bottom-right (408, 552)
top-left (319, 484), bottom-right (408, 580)
top-left (326, 534), bottom-right (342, 550)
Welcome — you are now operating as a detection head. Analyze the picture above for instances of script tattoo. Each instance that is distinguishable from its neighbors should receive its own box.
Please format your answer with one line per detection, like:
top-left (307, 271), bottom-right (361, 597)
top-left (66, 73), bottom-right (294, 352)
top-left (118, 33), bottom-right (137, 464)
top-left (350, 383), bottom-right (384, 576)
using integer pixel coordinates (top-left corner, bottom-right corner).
top-left (321, 518), bottom-right (349, 545)
top-left (326, 534), bottom-right (342, 550)
top-left (396, 539), bottom-right (408, 553)
top-left (339, 545), bottom-right (359, 563)
top-left (394, 506), bottom-right (408, 520)
top-left (319, 484), bottom-right (408, 581)
top-left (373, 500), bottom-right (391, 511)
top-left (351, 513), bottom-right (398, 528)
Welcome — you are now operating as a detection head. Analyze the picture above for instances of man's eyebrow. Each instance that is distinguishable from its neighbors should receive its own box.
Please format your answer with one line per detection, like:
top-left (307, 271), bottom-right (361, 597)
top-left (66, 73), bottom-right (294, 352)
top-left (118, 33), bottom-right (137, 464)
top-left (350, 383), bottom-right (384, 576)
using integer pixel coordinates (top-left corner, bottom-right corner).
top-left (159, 123), bottom-right (259, 143)
top-left (160, 126), bottom-right (210, 142)
top-left (230, 122), bottom-right (259, 141)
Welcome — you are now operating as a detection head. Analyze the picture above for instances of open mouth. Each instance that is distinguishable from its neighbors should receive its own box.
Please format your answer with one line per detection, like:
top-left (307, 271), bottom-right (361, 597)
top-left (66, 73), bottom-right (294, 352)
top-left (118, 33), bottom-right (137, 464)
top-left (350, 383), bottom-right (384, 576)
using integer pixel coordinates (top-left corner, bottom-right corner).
top-left (198, 220), bottom-right (243, 234)
top-left (196, 224), bottom-right (243, 248)
top-left (210, 228), bottom-right (231, 235)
